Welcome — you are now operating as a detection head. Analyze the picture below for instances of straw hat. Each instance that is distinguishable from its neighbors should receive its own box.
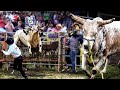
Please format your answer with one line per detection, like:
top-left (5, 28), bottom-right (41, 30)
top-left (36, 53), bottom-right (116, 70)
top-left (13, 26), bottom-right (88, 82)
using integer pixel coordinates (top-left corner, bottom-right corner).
top-left (56, 24), bottom-right (63, 28)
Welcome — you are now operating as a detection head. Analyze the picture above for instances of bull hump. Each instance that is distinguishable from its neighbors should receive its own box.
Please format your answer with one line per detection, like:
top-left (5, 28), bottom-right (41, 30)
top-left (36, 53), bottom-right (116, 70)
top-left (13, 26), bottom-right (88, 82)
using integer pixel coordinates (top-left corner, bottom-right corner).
top-left (19, 38), bottom-right (28, 46)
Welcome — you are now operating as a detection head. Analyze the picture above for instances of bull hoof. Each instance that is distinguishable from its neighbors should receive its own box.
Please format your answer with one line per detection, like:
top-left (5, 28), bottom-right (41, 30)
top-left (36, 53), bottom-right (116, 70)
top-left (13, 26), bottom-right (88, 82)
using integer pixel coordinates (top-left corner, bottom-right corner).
top-left (83, 70), bottom-right (91, 78)
top-left (92, 70), bottom-right (97, 75)
top-left (118, 64), bottom-right (120, 69)
top-left (88, 62), bottom-right (94, 67)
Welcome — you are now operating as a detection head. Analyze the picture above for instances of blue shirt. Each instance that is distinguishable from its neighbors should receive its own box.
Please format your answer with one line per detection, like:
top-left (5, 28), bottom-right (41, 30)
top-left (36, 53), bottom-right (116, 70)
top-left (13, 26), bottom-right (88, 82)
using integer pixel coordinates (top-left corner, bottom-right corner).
top-left (67, 36), bottom-right (80, 51)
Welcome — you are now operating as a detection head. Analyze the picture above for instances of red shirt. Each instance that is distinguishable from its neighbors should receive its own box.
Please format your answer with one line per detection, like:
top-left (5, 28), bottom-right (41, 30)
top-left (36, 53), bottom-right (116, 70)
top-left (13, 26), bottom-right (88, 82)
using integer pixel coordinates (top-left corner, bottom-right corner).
top-left (14, 15), bottom-right (19, 22)
top-left (0, 20), bottom-right (5, 28)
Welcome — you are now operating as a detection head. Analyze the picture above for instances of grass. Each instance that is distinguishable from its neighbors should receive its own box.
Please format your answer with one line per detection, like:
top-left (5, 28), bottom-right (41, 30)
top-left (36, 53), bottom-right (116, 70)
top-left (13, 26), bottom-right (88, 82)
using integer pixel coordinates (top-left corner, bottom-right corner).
top-left (0, 64), bottom-right (87, 79)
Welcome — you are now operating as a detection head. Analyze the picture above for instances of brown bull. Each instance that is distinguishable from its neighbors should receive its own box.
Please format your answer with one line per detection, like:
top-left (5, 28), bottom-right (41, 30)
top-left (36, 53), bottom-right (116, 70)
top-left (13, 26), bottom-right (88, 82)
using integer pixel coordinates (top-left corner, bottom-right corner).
top-left (14, 26), bottom-right (43, 55)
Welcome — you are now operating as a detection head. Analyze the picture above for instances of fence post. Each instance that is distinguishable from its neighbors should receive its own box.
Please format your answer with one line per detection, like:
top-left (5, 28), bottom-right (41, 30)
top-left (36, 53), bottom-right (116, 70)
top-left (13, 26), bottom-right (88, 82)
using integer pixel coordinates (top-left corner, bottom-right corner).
top-left (58, 37), bottom-right (61, 72)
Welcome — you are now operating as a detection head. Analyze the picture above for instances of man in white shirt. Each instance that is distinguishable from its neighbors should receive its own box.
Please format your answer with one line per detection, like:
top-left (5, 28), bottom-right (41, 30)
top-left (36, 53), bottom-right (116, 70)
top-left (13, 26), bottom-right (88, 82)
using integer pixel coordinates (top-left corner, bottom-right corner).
top-left (1, 38), bottom-right (28, 79)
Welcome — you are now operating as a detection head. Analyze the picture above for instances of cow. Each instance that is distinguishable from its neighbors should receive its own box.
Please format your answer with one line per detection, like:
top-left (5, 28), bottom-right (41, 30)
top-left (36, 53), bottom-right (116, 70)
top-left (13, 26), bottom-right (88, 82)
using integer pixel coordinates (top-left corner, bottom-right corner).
top-left (69, 13), bottom-right (118, 79)
top-left (13, 25), bottom-right (43, 55)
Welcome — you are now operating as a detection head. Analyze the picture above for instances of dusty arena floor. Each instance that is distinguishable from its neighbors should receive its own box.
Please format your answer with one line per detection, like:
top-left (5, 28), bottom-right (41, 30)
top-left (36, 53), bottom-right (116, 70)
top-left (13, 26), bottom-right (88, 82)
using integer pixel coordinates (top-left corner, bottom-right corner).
top-left (0, 67), bottom-right (87, 79)
top-left (0, 64), bottom-right (120, 79)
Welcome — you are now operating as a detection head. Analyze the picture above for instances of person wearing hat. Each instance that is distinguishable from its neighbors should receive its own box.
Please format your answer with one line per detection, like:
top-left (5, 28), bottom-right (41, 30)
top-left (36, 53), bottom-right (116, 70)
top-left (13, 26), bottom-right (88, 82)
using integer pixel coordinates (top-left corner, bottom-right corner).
top-left (52, 23), bottom-right (63, 33)
top-left (1, 38), bottom-right (28, 79)
top-left (25, 12), bottom-right (36, 27)
top-left (72, 22), bottom-right (83, 45)
top-left (66, 31), bottom-right (80, 73)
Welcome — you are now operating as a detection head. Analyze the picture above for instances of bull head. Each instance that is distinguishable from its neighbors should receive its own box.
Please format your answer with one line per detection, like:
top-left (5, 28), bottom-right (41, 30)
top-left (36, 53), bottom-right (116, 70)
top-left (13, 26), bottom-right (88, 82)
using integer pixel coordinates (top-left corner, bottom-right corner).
top-left (70, 13), bottom-right (115, 52)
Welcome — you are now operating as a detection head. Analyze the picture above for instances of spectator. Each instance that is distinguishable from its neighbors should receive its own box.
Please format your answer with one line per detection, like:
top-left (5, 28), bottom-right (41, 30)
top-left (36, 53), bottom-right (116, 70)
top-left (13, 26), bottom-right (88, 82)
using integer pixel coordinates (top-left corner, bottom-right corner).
top-left (52, 24), bottom-right (62, 33)
top-left (8, 12), bottom-right (14, 23)
top-left (19, 12), bottom-right (25, 28)
top-left (38, 16), bottom-right (45, 27)
top-left (13, 21), bottom-right (23, 32)
top-left (5, 18), bottom-right (15, 32)
top-left (10, 12), bottom-right (19, 27)
top-left (66, 11), bottom-right (72, 30)
top-left (47, 23), bottom-right (55, 32)
top-left (61, 23), bottom-right (67, 33)
top-left (25, 12), bottom-right (36, 27)
top-left (43, 11), bottom-right (50, 25)
top-left (5, 12), bottom-right (11, 20)
top-left (43, 23), bottom-right (49, 32)
top-left (53, 12), bottom-right (59, 25)
top-left (58, 11), bottom-right (64, 24)
top-left (0, 15), bottom-right (6, 32)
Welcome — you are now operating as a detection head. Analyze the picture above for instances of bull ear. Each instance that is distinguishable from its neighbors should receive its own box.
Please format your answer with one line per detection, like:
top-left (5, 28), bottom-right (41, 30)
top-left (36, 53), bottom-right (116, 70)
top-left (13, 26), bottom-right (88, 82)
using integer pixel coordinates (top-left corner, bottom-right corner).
top-left (70, 13), bottom-right (85, 24)
top-left (98, 18), bottom-right (115, 26)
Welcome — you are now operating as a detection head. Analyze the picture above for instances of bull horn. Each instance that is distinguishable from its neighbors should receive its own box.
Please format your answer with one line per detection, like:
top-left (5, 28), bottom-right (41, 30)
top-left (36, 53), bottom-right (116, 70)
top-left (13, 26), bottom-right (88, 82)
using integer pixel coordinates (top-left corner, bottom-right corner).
top-left (98, 18), bottom-right (115, 25)
top-left (70, 13), bottom-right (85, 24)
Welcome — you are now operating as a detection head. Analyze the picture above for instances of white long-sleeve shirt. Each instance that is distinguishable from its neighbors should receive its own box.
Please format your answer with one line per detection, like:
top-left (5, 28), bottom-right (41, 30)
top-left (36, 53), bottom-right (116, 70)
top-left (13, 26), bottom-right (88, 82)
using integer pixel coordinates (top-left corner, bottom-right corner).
top-left (2, 43), bottom-right (22, 58)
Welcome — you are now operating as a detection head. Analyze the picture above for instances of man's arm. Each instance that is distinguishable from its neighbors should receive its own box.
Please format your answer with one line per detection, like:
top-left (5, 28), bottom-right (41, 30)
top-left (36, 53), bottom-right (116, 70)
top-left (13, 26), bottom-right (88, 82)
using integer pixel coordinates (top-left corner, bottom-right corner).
top-left (1, 47), bottom-right (13, 55)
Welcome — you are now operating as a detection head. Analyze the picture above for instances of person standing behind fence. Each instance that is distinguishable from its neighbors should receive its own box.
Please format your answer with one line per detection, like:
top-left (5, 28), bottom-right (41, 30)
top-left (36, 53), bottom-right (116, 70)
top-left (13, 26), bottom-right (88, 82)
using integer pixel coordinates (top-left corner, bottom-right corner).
top-left (66, 31), bottom-right (80, 73)
top-left (1, 38), bottom-right (28, 79)
top-left (43, 11), bottom-right (50, 25)
top-left (25, 12), bottom-right (36, 27)
top-left (0, 15), bottom-right (6, 33)
top-left (5, 18), bottom-right (15, 32)
top-left (12, 12), bottom-right (20, 27)
top-left (47, 23), bottom-right (55, 32)
top-left (13, 21), bottom-right (23, 32)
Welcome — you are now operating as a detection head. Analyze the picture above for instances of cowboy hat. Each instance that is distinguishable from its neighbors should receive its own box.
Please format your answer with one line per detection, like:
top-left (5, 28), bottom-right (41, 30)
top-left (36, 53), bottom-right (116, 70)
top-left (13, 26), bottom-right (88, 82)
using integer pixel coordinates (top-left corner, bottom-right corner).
top-left (56, 24), bottom-right (63, 28)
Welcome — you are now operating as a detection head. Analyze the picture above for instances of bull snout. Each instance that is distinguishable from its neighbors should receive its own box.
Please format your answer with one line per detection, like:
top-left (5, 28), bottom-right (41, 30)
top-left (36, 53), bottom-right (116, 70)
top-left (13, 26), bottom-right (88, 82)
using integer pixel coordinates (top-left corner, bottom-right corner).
top-left (84, 45), bottom-right (89, 50)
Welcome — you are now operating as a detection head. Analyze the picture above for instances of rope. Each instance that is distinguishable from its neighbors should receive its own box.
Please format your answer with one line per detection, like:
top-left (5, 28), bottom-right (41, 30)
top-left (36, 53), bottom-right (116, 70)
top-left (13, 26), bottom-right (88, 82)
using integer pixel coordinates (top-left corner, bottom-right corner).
top-left (88, 40), bottom-right (105, 79)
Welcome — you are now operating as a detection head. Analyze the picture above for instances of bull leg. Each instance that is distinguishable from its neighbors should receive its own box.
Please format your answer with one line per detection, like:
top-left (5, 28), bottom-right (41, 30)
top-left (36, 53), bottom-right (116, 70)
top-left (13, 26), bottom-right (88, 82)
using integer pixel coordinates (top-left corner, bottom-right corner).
top-left (92, 58), bottom-right (105, 72)
top-left (27, 42), bottom-right (32, 54)
top-left (100, 58), bottom-right (108, 73)
top-left (82, 54), bottom-right (91, 78)
top-left (100, 58), bottom-right (108, 79)
top-left (39, 38), bottom-right (42, 53)
top-left (91, 57), bottom-right (106, 79)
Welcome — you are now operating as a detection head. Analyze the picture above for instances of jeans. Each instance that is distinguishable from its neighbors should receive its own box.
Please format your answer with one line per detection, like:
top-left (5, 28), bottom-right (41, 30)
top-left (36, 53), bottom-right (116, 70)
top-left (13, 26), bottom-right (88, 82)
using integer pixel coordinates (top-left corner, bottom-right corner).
top-left (69, 50), bottom-right (78, 72)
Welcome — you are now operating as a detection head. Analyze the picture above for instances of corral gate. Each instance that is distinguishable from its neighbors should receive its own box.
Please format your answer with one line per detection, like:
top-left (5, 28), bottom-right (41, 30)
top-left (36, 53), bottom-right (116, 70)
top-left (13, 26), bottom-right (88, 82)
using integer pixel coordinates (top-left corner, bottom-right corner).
top-left (0, 32), bottom-right (65, 72)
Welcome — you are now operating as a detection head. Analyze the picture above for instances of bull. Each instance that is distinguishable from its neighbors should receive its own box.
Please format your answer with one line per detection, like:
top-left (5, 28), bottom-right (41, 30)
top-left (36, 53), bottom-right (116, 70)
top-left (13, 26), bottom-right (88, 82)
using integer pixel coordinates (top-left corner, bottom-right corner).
top-left (13, 25), bottom-right (43, 55)
top-left (70, 13), bottom-right (118, 79)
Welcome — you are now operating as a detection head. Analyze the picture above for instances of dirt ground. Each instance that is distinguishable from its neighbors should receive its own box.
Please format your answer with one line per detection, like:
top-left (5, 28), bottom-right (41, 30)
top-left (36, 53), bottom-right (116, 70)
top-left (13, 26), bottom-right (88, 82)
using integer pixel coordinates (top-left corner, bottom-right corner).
top-left (0, 65), bottom-right (87, 79)
top-left (0, 64), bottom-right (120, 79)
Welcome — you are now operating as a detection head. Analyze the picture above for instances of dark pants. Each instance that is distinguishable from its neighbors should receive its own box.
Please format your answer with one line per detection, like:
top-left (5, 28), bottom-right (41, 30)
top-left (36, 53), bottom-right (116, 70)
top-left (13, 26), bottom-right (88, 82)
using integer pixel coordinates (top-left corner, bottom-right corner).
top-left (13, 56), bottom-right (27, 79)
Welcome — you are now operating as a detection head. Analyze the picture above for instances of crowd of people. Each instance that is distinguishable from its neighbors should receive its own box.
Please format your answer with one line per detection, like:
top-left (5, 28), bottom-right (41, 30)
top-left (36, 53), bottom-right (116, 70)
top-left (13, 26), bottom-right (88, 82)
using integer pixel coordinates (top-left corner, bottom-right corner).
top-left (0, 11), bottom-right (73, 33)
top-left (0, 11), bottom-right (84, 76)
